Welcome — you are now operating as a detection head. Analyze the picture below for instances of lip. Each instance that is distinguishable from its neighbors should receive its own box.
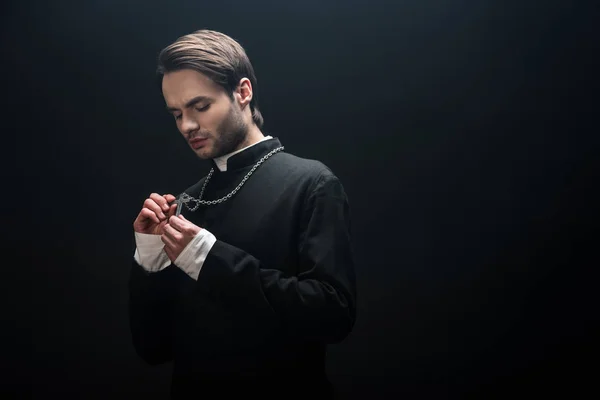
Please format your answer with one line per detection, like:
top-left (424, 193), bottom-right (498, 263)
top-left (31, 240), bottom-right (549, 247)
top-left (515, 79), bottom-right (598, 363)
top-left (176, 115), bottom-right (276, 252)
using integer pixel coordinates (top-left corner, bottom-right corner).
top-left (189, 138), bottom-right (208, 149)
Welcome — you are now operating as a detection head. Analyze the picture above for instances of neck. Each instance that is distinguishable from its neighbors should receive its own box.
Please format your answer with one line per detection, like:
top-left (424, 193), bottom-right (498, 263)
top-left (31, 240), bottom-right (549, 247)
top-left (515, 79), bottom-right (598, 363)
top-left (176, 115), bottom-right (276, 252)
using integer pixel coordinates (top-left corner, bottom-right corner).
top-left (236, 124), bottom-right (265, 152)
top-left (211, 126), bottom-right (272, 172)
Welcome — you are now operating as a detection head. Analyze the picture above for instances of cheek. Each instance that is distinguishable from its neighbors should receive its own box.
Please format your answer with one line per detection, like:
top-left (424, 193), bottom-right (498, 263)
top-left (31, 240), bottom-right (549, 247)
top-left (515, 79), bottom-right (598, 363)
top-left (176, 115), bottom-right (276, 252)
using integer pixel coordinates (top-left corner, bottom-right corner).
top-left (175, 119), bottom-right (186, 134)
top-left (211, 102), bottom-right (235, 125)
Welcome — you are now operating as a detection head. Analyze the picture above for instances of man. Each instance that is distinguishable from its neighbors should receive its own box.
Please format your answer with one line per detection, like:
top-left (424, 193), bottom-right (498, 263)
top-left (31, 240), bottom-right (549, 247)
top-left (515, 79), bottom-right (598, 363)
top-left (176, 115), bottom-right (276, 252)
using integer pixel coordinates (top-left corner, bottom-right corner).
top-left (129, 29), bottom-right (357, 399)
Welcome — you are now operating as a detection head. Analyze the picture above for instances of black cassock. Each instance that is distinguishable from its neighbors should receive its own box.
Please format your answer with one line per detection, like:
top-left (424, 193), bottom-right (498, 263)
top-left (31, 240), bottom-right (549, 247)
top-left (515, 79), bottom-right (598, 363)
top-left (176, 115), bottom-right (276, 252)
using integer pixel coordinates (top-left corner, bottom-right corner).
top-left (129, 137), bottom-right (357, 399)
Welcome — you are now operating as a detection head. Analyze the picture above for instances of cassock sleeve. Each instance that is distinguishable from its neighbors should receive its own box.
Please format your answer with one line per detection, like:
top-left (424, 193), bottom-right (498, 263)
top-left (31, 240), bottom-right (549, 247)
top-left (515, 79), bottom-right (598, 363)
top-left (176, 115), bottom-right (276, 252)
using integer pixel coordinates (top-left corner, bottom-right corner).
top-left (128, 261), bottom-right (186, 365)
top-left (197, 171), bottom-right (357, 344)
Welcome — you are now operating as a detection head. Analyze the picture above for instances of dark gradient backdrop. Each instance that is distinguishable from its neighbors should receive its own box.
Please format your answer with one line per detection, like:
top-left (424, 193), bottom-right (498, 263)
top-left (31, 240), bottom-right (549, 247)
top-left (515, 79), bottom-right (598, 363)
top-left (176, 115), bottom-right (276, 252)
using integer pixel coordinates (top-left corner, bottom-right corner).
top-left (5, 0), bottom-right (596, 398)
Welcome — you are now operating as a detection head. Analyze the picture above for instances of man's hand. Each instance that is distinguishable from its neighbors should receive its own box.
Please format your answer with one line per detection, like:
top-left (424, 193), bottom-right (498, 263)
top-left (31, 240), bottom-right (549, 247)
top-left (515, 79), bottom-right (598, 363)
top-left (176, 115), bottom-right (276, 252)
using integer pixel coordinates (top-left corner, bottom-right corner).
top-left (133, 193), bottom-right (177, 235)
top-left (161, 214), bottom-right (202, 262)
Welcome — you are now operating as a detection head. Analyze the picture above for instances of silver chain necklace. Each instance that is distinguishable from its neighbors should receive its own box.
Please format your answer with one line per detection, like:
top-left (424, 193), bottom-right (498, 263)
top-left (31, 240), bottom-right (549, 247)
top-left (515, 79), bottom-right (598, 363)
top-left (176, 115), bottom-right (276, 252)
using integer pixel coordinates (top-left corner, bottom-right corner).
top-left (179, 146), bottom-right (284, 210)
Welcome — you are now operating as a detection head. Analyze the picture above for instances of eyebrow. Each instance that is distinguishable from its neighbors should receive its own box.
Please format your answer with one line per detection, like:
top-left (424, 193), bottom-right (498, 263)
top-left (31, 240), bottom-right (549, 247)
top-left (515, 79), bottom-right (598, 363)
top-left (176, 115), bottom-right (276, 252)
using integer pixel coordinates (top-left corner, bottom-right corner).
top-left (166, 96), bottom-right (211, 113)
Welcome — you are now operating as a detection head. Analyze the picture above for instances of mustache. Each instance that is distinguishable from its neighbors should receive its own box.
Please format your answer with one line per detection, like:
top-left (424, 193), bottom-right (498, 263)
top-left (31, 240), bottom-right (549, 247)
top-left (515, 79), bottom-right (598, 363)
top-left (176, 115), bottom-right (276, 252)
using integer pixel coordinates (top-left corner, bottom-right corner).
top-left (188, 132), bottom-right (211, 141)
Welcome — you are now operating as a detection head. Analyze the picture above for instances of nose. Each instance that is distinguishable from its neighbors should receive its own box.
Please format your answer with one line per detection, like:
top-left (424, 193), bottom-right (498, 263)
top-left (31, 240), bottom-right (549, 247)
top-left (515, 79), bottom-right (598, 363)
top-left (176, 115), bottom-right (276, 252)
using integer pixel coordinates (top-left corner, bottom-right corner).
top-left (181, 115), bottom-right (199, 136)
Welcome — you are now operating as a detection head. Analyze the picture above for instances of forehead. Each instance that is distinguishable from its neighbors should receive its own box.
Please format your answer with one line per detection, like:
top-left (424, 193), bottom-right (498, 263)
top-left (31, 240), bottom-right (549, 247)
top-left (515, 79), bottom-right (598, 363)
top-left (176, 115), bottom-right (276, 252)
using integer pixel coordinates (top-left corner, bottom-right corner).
top-left (161, 69), bottom-right (225, 106)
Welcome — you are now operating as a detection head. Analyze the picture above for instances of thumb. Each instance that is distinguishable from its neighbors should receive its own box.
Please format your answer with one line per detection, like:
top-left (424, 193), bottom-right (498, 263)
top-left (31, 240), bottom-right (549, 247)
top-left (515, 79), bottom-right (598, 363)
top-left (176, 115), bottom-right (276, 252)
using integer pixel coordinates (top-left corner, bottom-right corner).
top-left (167, 203), bottom-right (177, 217)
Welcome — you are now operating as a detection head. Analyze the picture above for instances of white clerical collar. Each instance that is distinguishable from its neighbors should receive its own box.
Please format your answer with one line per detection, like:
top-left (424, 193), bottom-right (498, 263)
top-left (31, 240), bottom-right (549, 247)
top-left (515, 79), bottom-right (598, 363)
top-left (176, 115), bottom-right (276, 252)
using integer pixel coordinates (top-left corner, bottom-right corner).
top-left (213, 135), bottom-right (273, 172)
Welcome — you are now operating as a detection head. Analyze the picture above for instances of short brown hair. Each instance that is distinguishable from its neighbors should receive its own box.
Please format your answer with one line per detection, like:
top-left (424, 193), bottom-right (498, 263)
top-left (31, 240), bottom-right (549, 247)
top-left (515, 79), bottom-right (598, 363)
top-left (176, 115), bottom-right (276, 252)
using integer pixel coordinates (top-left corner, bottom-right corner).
top-left (157, 29), bottom-right (264, 128)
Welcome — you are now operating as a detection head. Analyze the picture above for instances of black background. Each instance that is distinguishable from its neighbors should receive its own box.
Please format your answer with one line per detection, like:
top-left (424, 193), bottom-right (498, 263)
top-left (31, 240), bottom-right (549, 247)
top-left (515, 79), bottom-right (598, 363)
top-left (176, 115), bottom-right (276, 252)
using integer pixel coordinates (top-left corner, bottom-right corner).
top-left (5, 0), bottom-right (597, 398)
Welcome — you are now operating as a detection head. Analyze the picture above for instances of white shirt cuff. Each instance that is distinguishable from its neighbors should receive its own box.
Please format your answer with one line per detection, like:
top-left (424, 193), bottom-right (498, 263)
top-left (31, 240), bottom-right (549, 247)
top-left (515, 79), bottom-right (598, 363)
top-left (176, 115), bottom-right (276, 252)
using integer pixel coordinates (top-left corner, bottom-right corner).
top-left (174, 229), bottom-right (217, 281)
top-left (133, 231), bottom-right (171, 272)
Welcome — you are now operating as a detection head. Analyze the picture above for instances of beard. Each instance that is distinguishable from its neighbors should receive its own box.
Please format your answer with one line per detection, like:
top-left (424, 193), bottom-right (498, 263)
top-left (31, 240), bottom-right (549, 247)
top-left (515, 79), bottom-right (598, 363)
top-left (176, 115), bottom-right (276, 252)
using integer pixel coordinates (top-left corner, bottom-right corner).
top-left (202, 102), bottom-right (249, 160)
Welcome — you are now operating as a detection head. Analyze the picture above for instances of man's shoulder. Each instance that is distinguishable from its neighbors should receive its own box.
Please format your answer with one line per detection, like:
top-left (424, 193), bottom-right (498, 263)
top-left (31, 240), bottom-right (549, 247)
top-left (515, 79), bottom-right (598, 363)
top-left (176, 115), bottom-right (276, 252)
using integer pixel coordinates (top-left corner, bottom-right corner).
top-left (275, 152), bottom-right (346, 198)
top-left (276, 152), bottom-right (336, 181)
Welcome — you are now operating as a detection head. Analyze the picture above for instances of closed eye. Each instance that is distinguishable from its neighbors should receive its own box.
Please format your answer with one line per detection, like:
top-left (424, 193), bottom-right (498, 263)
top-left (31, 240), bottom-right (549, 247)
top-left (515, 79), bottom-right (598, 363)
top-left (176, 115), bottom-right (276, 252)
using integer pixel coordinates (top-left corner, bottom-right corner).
top-left (169, 102), bottom-right (210, 120)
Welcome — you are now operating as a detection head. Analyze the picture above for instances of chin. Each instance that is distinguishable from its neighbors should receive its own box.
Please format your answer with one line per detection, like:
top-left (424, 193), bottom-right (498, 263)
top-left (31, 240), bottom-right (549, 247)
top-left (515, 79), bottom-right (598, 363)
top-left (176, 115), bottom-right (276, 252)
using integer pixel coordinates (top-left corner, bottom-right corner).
top-left (190, 147), bottom-right (210, 159)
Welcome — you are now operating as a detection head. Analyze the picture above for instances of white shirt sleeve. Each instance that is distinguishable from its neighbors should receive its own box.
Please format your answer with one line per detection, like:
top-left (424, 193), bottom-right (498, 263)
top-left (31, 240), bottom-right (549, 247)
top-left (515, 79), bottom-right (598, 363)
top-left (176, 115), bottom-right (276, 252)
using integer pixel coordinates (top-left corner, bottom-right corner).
top-left (133, 229), bottom-right (217, 279)
top-left (133, 231), bottom-right (171, 272)
top-left (174, 229), bottom-right (217, 280)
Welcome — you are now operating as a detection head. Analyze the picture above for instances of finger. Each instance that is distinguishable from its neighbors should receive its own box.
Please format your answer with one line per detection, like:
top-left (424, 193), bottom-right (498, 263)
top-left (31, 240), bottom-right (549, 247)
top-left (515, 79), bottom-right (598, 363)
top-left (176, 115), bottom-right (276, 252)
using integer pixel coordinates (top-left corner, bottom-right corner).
top-left (161, 194), bottom-right (177, 211)
top-left (169, 215), bottom-right (194, 234)
top-left (139, 208), bottom-right (160, 224)
top-left (143, 198), bottom-right (166, 220)
top-left (161, 231), bottom-right (177, 249)
top-left (163, 224), bottom-right (182, 241)
top-left (163, 194), bottom-right (177, 203)
top-left (166, 203), bottom-right (177, 218)
top-left (149, 192), bottom-right (171, 213)
top-left (144, 199), bottom-right (167, 221)
top-left (172, 214), bottom-right (189, 224)
top-left (170, 215), bottom-right (200, 236)
top-left (169, 215), bottom-right (184, 230)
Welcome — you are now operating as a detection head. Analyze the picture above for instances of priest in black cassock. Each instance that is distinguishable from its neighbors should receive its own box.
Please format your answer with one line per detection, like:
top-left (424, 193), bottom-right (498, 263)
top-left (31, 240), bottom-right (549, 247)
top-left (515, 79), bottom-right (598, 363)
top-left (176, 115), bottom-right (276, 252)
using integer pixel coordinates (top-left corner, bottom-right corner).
top-left (129, 29), bottom-right (357, 399)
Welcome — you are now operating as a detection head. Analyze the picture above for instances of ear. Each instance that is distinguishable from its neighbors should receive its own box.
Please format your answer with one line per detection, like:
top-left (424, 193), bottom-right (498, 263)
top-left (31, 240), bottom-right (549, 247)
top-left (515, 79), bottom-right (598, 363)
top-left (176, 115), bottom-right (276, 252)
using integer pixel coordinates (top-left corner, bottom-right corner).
top-left (235, 78), bottom-right (253, 109)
